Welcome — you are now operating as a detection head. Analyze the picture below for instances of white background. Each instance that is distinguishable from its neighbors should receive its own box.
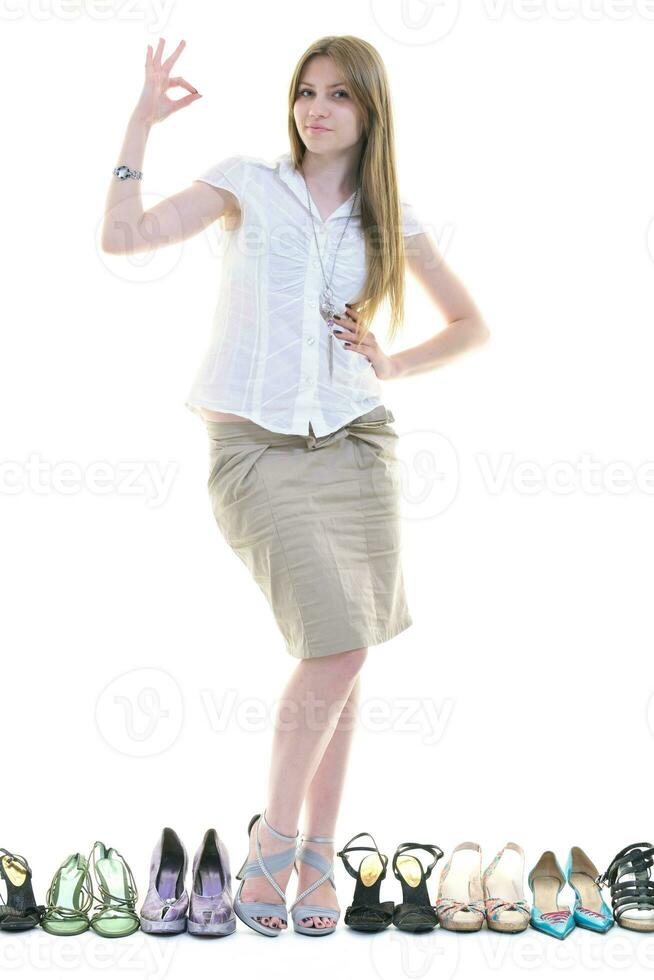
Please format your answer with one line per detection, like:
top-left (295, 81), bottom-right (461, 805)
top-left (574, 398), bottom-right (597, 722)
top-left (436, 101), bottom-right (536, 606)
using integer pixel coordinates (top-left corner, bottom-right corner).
top-left (2, 0), bottom-right (654, 977)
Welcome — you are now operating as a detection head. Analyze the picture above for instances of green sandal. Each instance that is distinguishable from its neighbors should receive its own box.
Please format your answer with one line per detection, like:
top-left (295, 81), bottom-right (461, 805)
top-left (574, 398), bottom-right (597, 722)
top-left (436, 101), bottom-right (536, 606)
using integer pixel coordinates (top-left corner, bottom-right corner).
top-left (41, 854), bottom-right (94, 936)
top-left (88, 842), bottom-right (140, 938)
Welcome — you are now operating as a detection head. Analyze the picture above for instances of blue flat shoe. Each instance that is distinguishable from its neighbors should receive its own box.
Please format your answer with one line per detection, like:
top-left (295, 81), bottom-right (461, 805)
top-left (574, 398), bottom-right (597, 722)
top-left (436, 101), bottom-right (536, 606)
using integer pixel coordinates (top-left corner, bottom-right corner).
top-left (528, 851), bottom-right (575, 939)
top-left (564, 846), bottom-right (613, 932)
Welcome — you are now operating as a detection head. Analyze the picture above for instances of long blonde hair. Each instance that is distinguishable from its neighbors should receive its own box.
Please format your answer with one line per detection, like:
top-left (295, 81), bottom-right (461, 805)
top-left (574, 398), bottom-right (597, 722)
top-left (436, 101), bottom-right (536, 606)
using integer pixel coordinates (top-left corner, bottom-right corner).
top-left (287, 35), bottom-right (409, 346)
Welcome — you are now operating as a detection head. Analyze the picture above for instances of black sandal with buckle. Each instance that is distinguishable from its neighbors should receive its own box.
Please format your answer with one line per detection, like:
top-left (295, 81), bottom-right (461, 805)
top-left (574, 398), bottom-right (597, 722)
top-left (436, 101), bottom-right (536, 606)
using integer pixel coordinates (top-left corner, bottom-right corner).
top-left (391, 841), bottom-right (443, 932)
top-left (0, 849), bottom-right (45, 932)
top-left (596, 842), bottom-right (654, 932)
top-left (337, 832), bottom-right (395, 932)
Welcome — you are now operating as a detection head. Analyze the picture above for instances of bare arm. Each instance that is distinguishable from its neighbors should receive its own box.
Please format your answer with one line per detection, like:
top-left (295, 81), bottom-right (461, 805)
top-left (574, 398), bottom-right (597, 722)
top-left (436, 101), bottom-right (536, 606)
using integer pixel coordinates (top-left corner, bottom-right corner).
top-left (101, 37), bottom-right (238, 255)
top-left (389, 231), bottom-right (490, 379)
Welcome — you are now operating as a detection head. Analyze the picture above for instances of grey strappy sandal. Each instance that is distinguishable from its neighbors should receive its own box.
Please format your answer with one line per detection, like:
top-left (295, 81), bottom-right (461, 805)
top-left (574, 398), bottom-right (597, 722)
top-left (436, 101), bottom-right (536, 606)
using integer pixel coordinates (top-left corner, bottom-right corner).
top-left (233, 810), bottom-right (299, 937)
top-left (289, 834), bottom-right (340, 936)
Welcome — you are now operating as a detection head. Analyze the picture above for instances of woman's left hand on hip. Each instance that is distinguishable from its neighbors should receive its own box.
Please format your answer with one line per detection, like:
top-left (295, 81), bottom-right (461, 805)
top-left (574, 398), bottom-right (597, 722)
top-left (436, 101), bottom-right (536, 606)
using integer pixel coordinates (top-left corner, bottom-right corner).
top-left (331, 305), bottom-right (395, 381)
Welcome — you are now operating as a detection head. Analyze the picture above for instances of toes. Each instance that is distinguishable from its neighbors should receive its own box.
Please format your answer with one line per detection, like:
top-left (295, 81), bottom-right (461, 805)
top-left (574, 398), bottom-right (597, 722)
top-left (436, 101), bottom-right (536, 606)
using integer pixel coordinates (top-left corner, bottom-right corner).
top-left (257, 915), bottom-right (284, 929)
top-left (300, 915), bottom-right (337, 928)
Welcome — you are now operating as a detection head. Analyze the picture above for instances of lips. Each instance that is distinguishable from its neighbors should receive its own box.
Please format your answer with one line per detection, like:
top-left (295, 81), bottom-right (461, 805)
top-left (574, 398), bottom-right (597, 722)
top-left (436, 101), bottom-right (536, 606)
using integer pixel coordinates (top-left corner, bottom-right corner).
top-left (308, 125), bottom-right (330, 131)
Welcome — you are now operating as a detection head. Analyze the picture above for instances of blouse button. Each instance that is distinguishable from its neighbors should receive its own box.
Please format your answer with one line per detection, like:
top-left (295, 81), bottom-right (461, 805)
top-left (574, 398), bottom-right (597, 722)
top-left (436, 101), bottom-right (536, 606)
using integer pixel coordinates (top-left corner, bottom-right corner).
top-left (307, 337), bottom-right (315, 345)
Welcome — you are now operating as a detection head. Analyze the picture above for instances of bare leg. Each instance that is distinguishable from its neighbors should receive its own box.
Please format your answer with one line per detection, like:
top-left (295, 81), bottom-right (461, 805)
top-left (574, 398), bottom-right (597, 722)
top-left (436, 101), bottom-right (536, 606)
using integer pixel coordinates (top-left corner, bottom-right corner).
top-left (239, 647), bottom-right (368, 930)
top-left (295, 673), bottom-right (361, 929)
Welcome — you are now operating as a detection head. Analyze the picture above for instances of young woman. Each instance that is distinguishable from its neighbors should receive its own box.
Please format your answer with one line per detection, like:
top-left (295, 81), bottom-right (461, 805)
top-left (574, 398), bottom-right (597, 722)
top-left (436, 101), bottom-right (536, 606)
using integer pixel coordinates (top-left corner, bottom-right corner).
top-left (102, 33), bottom-right (489, 937)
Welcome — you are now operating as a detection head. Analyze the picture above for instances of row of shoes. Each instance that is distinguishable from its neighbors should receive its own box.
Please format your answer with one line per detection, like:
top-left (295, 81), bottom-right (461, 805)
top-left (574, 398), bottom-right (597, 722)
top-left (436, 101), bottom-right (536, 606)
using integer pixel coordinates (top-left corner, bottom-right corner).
top-left (2, 824), bottom-right (653, 941)
top-left (0, 830), bottom-right (234, 938)
top-left (0, 843), bottom-right (139, 937)
top-left (339, 837), bottom-right (654, 938)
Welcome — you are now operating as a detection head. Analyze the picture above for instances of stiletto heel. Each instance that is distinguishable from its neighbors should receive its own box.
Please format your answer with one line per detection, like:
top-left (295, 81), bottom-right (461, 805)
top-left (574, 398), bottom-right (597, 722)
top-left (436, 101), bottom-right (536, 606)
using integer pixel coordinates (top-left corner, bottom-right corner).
top-left (233, 809), bottom-right (299, 937)
top-left (528, 850), bottom-right (575, 939)
top-left (0, 849), bottom-right (45, 932)
top-left (289, 834), bottom-right (340, 935)
top-left (564, 846), bottom-right (613, 932)
top-left (336, 832), bottom-right (394, 932)
top-left (139, 827), bottom-right (189, 935)
top-left (391, 842), bottom-right (443, 932)
top-left (188, 828), bottom-right (236, 936)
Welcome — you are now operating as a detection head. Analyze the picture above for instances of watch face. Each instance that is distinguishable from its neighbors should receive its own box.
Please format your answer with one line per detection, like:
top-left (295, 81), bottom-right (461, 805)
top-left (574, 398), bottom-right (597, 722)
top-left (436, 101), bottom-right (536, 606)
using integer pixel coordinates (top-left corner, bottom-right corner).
top-left (116, 166), bottom-right (129, 179)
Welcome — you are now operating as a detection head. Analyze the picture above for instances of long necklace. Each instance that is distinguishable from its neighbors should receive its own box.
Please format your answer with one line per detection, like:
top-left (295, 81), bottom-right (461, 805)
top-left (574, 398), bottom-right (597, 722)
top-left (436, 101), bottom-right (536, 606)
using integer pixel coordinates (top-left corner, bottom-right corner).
top-left (301, 166), bottom-right (360, 379)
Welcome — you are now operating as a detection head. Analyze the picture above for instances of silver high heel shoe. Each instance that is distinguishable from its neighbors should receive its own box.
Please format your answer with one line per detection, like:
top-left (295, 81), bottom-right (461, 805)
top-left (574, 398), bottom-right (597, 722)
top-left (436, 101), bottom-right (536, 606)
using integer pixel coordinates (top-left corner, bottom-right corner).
top-left (289, 834), bottom-right (340, 936)
top-left (233, 810), bottom-right (299, 937)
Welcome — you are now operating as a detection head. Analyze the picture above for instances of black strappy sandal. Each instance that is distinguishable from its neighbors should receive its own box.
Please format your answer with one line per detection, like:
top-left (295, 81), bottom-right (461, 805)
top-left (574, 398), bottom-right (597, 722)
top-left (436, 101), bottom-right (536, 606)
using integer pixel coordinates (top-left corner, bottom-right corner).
top-left (596, 842), bottom-right (654, 932)
top-left (337, 832), bottom-right (395, 932)
top-left (0, 848), bottom-right (45, 931)
top-left (391, 841), bottom-right (443, 933)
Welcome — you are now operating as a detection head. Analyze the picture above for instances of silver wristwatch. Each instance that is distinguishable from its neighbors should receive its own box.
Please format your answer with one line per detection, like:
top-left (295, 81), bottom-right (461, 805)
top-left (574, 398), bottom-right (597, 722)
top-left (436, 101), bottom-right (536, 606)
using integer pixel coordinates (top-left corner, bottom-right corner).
top-left (113, 164), bottom-right (143, 180)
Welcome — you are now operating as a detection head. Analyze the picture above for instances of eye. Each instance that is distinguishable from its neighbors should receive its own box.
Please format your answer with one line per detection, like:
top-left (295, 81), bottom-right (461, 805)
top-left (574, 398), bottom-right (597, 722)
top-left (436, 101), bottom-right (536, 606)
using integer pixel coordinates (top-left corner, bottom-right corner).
top-left (297, 88), bottom-right (349, 98)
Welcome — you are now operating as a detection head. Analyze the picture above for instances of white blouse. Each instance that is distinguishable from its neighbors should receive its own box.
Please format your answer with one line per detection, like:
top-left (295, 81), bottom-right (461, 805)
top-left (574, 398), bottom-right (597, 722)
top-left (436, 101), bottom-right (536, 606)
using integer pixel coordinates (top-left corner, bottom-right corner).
top-left (185, 150), bottom-right (425, 437)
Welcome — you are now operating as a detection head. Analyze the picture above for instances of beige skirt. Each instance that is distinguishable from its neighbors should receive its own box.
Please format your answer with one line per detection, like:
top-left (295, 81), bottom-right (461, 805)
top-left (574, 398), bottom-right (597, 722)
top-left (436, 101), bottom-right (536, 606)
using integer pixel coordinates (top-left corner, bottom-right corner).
top-left (203, 404), bottom-right (413, 660)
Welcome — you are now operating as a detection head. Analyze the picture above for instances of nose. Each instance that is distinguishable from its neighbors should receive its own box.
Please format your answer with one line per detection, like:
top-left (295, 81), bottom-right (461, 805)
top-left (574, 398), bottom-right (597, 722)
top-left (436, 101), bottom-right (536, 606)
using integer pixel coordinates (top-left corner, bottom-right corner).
top-left (308, 98), bottom-right (330, 120)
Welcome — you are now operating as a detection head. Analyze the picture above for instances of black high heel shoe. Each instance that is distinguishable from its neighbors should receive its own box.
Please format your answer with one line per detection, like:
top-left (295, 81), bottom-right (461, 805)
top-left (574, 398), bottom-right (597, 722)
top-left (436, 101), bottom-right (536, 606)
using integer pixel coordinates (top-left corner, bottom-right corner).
top-left (336, 832), bottom-right (394, 932)
top-left (0, 848), bottom-right (45, 931)
top-left (391, 842), bottom-right (443, 932)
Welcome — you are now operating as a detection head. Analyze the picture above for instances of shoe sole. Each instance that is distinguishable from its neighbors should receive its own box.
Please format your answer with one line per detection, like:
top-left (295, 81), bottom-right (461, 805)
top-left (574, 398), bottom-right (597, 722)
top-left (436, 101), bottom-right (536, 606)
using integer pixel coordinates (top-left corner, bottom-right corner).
top-left (187, 916), bottom-right (236, 937)
top-left (293, 923), bottom-right (337, 936)
top-left (233, 901), bottom-right (288, 937)
top-left (139, 916), bottom-right (187, 935)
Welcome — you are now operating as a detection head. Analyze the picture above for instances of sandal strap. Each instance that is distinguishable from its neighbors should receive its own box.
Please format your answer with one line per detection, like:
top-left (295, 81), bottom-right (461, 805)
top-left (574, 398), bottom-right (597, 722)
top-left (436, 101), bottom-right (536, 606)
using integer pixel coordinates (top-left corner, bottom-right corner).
top-left (251, 812), bottom-right (298, 903)
top-left (392, 842), bottom-right (443, 882)
top-left (44, 860), bottom-right (94, 919)
top-left (336, 832), bottom-right (387, 880)
top-left (597, 842), bottom-right (654, 888)
top-left (485, 898), bottom-right (530, 916)
top-left (87, 842), bottom-right (138, 919)
top-left (436, 898), bottom-right (486, 916)
top-left (261, 809), bottom-right (299, 843)
top-left (0, 850), bottom-right (32, 877)
top-left (595, 843), bottom-right (654, 924)
top-left (346, 900), bottom-right (394, 924)
top-left (290, 848), bottom-right (336, 909)
top-left (393, 900), bottom-right (438, 925)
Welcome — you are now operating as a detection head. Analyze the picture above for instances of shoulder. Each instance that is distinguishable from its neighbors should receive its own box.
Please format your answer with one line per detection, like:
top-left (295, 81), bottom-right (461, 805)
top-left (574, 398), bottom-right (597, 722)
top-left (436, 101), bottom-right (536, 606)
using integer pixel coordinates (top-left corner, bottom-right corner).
top-left (195, 153), bottom-right (276, 189)
top-left (400, 199), bottom-right (426, 237)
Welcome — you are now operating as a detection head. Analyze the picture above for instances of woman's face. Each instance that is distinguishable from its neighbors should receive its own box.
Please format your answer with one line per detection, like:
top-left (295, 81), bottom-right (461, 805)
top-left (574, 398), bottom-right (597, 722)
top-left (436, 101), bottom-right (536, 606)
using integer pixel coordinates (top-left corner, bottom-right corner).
top-left (293, 55), bottom-right (364, 154)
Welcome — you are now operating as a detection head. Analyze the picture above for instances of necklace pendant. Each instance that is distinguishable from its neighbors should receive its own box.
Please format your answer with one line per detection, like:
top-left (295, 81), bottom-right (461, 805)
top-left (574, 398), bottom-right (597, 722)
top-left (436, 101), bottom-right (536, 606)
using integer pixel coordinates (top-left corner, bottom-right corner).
top-left (319, 287), bottom-right (336, 321)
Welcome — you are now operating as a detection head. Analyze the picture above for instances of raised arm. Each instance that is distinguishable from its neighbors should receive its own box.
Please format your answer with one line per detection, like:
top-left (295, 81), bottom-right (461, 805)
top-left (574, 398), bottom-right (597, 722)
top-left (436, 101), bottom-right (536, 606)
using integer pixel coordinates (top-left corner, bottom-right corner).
top-left (101, 38), bottom-right (239, 255)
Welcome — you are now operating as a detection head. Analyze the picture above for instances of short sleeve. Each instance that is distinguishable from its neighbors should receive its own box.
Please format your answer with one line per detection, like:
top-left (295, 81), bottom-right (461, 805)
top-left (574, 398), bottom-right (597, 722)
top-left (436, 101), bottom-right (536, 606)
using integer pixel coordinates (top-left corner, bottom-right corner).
top-left (193, 154), bottom-right (245, 211)
top-left (401, 200), bottom-right (426, 237)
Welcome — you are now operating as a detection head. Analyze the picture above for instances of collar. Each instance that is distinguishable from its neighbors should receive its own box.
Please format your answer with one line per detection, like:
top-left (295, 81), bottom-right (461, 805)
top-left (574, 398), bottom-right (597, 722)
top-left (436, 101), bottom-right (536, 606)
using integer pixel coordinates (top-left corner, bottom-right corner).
top-left (276, 151), bottom-right (362, 223)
